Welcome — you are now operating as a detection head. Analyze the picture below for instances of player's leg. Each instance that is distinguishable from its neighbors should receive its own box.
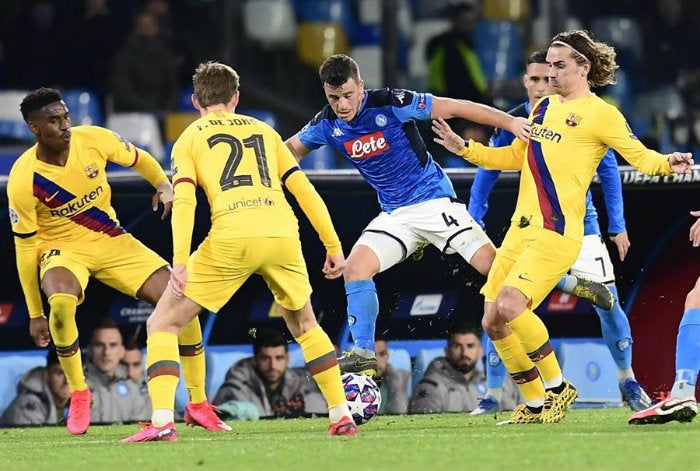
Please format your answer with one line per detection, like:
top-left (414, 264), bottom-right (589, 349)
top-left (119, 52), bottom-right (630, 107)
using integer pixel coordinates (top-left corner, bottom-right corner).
top-left (39, 248), bottom-right (91, 435)
top-left (671, 276), bottom-right (700, 400)
top-left (122, 289), bottom-right (202, 442)
top-left (102, 237), bottom-right (215, 424)
top-left (470, 334), bottom-right (508, 415)
top-left (569, 235), bottom-right (650, 410)
top-left (262, 238), bottom-right (356, 435)
top-left (628, 276), bottom-right (700, 425)
top-left (340, 211), bottom-right (422, 375)
top-left (493, 228), bottom-right (580, 423)
top-left (342, 243), bottom-right (380, 372)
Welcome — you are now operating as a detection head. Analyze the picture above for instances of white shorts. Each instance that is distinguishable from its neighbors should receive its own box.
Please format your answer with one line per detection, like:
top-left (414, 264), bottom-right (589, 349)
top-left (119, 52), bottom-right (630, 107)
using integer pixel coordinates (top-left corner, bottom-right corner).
top-left (353, 197), bottom-right (493, 273)
top-left (569, 234), bottom-right (616, 284)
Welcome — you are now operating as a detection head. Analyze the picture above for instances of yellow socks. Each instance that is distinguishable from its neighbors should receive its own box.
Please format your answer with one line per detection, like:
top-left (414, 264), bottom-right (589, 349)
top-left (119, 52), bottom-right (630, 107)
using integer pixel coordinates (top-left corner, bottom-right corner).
top-left (178, 317), bottom-right (207, 404)
top-left (508, 309), bottom-right (562, 388)
top-left (48, 293), bottom-right (87, 392)
top-left (493, 332), bottom-right (544, 403)
top-left (146, 331), bottom-right (180, 416)
top-left (296, 325), bottom-right (346, 409)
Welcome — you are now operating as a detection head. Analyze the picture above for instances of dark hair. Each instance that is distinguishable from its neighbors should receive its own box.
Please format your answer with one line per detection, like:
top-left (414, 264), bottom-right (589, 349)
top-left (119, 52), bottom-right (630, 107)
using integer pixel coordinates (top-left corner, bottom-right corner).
top-left (319, 54), bottom-right (361, 87)
top-left (123, 337), bottom-right (142, 352)
top-left (252, 329), bottom-right (288, 356)
top-left (447, 319), bottom-right (482, 340)
top-left (90, 317), bottom-right (122, 343)
top-left (20, 87), bottom-right (63, 122)
top-left (46, 348), bottom-right (60, 367)
top-left (527, 49), bottom-right (548, 66)
top-left (550, 30), bottom-right (618, 87)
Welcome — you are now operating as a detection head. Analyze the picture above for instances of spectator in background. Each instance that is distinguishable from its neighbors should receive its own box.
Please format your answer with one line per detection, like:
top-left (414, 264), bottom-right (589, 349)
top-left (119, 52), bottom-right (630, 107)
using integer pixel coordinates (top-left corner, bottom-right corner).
top-left (1, 0), bottom-right (63, 88)
top-left (143, 0), bottom-right (175, 47)
top-left (374, 337), bottom-right (409, 415)
top-left (425, 1), bottom-right (493, 151)
top-left (0, 349), bottom-right (70, 426)
top-left (109, 9), bottom-right (179, 115)
top-left (85, 318), bottom-right (151, 423)
top-left (58, 0), bottom-right (127, 97)
top-left (121, 337), bottom-right (146, 388)
top-left (408, 321), bottom-right (521, 414)
top-left (213, 329), bottom-right (328, 419)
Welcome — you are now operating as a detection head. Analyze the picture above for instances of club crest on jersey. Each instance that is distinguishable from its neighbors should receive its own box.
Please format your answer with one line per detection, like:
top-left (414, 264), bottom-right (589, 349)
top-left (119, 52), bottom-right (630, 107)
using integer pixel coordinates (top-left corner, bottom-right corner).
top-left (344, 131), bottom-right (390, 160)
top-left (565, 113), bottom-right (582, 126)
top-left (85, 164), bottom-right (99, 179)
top-left (418, 93), bottom-right (426, 109)
top-left (375, 114), bottom-right (387, 127)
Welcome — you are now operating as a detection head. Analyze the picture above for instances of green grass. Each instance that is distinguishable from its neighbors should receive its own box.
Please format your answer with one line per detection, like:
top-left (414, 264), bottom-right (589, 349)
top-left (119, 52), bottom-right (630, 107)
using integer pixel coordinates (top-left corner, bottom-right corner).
top-left (0, 408), bottom-right (697, 471)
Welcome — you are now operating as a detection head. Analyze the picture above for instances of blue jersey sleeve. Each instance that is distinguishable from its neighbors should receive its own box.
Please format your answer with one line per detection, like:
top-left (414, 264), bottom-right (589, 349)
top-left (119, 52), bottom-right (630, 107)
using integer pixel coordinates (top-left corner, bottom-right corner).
top-left (392, 91), bottom-right (433, 123)
top-left (297, 114), bottom-right (330, 151)
top-left (597, 149), bottom-right (626, 234)
top-left (468, 168), bottom-right (501, 229)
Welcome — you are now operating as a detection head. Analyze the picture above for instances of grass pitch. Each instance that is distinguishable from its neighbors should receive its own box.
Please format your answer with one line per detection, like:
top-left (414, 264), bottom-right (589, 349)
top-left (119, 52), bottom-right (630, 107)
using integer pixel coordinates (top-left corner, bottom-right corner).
top-left (0, 408), bottom-right (697, 471)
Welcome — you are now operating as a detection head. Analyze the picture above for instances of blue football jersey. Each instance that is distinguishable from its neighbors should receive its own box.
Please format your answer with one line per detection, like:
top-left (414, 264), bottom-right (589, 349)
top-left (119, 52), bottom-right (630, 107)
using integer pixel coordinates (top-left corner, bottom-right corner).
top-left (297, 88), bottom-right (455, 213)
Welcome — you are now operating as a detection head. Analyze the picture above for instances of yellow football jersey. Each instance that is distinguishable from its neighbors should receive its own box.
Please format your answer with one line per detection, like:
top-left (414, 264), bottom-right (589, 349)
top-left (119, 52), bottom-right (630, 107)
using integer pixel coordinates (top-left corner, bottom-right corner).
top-left (460, 94), bottom-right (673, 240)
top-left (170, 110), bottom-right (308, 264)
top-left (7, 126), bottom-right (152, 243)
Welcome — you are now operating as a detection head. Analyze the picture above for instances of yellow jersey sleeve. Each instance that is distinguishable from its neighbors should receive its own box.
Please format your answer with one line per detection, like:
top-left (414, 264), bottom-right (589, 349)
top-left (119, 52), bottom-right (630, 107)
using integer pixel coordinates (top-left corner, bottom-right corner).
top-left (170, 136), bottom-right (198, 266)
top-left (7, 154), bottom-right (43, 318)
top-left (596, 105), bottom-right (672, 175)
top-left (457, 138), bottom-right (525, 170)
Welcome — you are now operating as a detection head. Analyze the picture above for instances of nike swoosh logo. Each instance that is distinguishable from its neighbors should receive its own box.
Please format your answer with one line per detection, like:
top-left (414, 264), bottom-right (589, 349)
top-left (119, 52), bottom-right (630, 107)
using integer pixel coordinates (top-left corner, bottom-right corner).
top-left (45, 191), bottom-right (60, 202)
top-left (517, 274), bottom-right (532, 282)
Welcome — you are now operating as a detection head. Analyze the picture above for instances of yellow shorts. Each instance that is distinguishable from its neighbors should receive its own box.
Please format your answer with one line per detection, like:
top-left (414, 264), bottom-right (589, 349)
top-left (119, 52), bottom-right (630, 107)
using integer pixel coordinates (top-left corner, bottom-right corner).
top-left (481, 225), bottom-right (581, 309)
top-left (184, 236), bottom-right (312, 313)
top-left (38, 232), bottom-right (168, 298)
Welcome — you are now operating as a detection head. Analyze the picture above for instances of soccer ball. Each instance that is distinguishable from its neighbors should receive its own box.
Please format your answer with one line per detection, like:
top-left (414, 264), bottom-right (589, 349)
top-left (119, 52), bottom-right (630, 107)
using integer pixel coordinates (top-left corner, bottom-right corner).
top-left (342, 372), bottom-right (381, 425)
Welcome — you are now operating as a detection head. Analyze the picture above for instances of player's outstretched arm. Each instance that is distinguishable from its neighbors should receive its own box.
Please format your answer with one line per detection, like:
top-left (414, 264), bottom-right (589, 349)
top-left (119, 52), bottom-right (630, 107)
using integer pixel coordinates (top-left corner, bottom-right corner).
top-left (431, 96), bottom-right (531, 142)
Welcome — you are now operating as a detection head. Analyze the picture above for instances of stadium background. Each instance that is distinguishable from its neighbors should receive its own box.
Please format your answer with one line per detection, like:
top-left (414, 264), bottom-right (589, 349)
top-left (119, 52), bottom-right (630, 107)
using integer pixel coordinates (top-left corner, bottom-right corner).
top-left (0, 0), bottom-right (699, 398)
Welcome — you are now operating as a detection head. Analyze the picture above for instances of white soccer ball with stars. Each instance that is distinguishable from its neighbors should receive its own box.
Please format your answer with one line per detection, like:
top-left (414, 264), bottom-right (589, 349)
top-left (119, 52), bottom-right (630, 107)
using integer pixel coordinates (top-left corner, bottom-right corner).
top-left (342, 372), bottom-right (381, 425)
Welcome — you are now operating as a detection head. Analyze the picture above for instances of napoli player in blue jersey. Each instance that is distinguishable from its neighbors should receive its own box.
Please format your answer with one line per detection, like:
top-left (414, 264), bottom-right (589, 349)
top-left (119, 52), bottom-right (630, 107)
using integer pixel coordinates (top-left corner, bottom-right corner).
top-left (285, 54), bottom-right (610, 377)
top-left (467, 50), bottom-right (651, 415)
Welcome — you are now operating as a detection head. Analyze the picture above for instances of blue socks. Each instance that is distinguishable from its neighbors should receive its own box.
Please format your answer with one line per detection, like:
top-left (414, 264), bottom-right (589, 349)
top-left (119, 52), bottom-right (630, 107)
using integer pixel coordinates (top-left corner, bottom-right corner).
top-left (674, 308), bottom-right (700, 389)
top-left (593, 285), bottom-right (633, 370)
top-left (345, 280), bottom-right (379, 352)
top-left (483, 335), bottom-right (508, 391)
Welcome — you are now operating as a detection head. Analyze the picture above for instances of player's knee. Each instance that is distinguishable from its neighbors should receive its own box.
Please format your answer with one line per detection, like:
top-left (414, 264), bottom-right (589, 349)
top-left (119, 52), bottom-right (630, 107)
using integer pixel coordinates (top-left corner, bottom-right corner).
top-left (342, 258), bottom-right (377, 282)
top-left (495, 288), bottom-right (527, 320)
top-left (685, 278), bottom-right (700, 310)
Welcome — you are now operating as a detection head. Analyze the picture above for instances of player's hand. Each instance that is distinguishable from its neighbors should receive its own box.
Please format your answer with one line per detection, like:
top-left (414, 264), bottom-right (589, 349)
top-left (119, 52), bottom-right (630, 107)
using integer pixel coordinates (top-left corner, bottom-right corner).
top-left (432, 118), bottom-right (467, 154)
top-left (153, 181), bottom-right (174, 220)
top-left (689, 210), bottom-right (700, 247)
top-left (509, 116), bottom-right (532, 142)
top-left (609, 231), bottom-right (630, 261)
top-left (29, 316), bottom-right (51, 347)
top-left (169, 263), bottom-right (188, 298)
top-left (668, 152), bottom-right (693, 174)
top-left (322, 252), bottom-right (345, 280)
